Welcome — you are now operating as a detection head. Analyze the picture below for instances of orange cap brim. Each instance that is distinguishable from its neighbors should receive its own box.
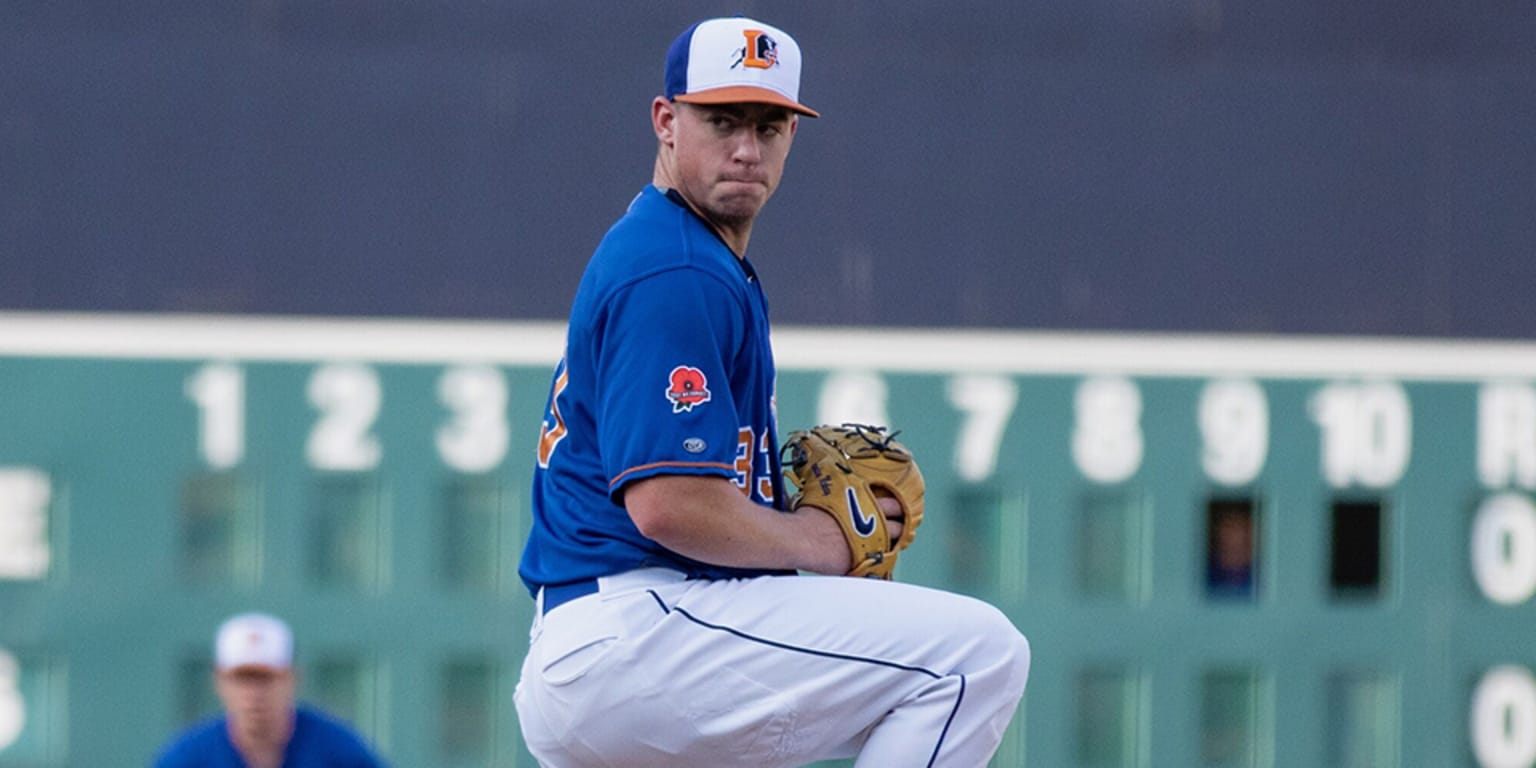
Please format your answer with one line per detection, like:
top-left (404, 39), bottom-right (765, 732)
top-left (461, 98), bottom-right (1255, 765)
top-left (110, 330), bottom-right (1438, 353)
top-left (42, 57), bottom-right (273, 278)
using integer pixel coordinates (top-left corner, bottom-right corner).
top-left (675, 86), bottom-right (819, 118)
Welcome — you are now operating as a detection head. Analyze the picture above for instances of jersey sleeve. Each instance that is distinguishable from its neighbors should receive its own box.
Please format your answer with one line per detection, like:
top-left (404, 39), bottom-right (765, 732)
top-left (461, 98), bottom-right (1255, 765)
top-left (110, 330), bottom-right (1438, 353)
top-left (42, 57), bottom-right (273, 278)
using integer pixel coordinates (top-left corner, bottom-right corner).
top-left (149, 724), bottom-right (227, 768)
top-left (593, 266), bottom-right (747, 500)
top-left (151, 746), bottom-right (183, 768)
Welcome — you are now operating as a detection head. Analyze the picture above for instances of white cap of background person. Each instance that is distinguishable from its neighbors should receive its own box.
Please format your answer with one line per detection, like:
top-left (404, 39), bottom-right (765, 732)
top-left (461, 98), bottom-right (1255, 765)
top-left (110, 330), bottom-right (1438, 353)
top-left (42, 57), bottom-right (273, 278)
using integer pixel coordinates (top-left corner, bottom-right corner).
top-left (215, 612), bottom-right (293, 673)
top-left (665, 16), bottom-right (820, 118)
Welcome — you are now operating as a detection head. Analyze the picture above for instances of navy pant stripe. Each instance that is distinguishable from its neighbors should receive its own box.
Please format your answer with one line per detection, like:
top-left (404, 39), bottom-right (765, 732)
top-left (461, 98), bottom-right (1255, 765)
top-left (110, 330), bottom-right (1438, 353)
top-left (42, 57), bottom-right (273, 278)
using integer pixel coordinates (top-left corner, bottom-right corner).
top-left (648, 589), bottom-right (967, 765)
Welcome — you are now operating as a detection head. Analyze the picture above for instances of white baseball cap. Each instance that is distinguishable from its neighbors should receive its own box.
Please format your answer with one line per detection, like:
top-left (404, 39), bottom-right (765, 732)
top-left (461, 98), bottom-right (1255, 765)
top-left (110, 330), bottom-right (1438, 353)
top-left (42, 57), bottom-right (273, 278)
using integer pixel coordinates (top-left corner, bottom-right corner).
top-left (215, 612), bottom-right (293, 672)
top-left (665, 17), bottom-right (819, 118)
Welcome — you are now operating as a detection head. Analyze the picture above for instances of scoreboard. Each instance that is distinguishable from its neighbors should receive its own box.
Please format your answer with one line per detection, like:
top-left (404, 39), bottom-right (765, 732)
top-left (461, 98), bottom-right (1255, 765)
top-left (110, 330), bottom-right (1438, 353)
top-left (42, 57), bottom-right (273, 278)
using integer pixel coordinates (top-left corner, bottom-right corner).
top-left (3, 312), bottom-right (1536, 767)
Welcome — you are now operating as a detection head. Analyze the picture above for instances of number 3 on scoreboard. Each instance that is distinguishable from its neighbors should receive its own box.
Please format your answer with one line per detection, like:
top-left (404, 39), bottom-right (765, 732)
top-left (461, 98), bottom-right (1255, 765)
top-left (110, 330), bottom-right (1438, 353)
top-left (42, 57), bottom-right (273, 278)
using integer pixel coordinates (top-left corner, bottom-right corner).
top-left (436, 365), bottom-right (511, 473)
top-left (0, 649), bottom-right (23, 751)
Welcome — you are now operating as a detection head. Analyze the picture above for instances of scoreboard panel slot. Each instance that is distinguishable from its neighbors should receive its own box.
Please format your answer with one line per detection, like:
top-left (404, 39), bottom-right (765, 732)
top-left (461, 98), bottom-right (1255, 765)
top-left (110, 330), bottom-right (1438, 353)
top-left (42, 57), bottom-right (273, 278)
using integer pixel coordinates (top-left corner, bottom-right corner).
top-left (1325, 670), bottom-right (1399, 768)
top-left (1200, 667), bottom-right (1269, 768)
top-left (437, 477), bottom-right (505, 593)
top-left (177, 471), bottom-right (259, 587)
top-left (1075, 492), bottom-right (1150, 603)
top-left (1205, 497), bottom-right (1259, 601)
top-left (309, 654), bottom-right (384, 745)
top-left (1074, 665), bottom-right (1148, 767)
top-left (437, 657), bottom-right (500, 766)
top-left (1329, 499), bottom-right (1386, 600)
top-left (947, 488), bottom-right (1002, 598)
top-left (305, 475), bottom-right (387, 592)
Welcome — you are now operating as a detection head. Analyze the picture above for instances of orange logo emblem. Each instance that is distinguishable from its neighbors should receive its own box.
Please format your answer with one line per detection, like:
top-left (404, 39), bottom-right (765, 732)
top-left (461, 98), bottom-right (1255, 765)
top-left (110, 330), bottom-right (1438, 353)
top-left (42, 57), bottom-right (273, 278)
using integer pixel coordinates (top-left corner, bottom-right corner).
top-left (737, 29), bottom-right (778, 70)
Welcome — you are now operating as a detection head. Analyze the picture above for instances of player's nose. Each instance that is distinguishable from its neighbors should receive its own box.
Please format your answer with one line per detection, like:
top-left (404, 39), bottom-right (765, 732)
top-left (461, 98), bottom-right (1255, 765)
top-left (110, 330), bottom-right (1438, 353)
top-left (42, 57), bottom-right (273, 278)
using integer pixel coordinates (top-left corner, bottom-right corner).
top-left (730, 130), bottom-right (764, 163)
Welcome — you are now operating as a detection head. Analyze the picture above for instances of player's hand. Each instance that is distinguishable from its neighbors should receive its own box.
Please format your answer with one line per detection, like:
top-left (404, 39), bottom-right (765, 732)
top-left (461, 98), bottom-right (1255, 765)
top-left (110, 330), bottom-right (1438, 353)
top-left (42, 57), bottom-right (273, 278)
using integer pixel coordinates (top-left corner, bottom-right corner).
top-left (780, 423), bottom-right (924, 579)
top-left (791, 493), bottom-right (906, 572)
top-left (877, 496), bottom-right (904, 541)
top-left (791, 497), bottom-right (904, 575)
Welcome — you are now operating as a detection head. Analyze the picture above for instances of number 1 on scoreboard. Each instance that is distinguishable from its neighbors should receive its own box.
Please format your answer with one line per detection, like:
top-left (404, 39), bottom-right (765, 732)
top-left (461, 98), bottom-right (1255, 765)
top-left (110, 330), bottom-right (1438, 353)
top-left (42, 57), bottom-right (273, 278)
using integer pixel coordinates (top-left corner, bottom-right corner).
top-left (185, 362), bottom-right (245, 470)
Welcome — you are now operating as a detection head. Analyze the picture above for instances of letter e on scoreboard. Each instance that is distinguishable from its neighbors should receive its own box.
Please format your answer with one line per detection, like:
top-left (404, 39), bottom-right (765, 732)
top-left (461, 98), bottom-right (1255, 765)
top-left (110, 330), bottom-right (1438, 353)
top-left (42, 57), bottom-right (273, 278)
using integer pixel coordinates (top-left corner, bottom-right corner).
top-left (0, 467), bottom-right (51, 581)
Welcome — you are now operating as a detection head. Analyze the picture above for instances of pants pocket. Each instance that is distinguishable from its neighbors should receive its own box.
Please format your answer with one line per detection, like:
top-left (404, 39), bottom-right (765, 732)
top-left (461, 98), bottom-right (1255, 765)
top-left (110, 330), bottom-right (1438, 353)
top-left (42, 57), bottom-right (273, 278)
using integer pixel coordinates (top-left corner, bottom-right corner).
top-left (541, 634), bottom-right (619, 686)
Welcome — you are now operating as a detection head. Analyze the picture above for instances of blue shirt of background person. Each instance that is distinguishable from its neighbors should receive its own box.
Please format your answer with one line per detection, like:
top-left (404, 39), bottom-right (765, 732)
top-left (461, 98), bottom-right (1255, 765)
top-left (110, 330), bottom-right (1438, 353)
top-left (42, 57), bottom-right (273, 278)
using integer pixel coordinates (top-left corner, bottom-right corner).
top-left (152, 612), bottom-right (386, 768)
top-left (154, 706), bottom-right (383, 768)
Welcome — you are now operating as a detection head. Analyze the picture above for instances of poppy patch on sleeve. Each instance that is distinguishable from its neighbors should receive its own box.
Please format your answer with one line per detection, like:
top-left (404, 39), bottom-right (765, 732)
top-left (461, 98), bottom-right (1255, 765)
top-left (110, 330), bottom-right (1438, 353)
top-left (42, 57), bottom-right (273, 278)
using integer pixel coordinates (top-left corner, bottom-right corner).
top-left (666, 365), bottom-right (712, 413)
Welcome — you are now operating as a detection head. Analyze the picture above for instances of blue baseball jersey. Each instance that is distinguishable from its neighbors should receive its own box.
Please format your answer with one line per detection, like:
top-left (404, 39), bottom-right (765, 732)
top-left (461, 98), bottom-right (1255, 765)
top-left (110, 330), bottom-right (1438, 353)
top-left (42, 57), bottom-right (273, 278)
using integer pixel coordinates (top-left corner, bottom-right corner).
top-left (153, 705), bottom-right (385, 768)
top-left (519, 184), bottom-right (791, 594)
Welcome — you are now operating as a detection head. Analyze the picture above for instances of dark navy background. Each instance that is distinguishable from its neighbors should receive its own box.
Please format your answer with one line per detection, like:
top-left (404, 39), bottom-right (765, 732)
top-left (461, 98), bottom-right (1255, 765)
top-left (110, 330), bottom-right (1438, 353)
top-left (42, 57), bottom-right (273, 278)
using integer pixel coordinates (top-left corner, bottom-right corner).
top-left (4, 1), bottom-right (1532, 337)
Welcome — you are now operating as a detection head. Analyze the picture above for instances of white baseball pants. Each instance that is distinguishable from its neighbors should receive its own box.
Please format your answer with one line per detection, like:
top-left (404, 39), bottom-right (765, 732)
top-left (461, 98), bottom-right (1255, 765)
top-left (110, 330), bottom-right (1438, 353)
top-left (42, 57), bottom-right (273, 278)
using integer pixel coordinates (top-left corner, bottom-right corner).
top-left (514, 568), bottom-right (1030, 767)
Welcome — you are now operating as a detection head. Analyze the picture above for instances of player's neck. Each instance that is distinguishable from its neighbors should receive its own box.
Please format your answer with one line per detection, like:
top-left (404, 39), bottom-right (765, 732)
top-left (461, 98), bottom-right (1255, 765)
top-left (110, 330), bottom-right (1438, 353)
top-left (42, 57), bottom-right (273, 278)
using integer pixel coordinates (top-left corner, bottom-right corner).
top-left (227, 717), bottom-right (292, 768)
top-left (652, 166), bottom-right (752, 258)
top-left (702, 214), bottom-right (753, 259)
top-left (232, 739), bottom-right (285, 768)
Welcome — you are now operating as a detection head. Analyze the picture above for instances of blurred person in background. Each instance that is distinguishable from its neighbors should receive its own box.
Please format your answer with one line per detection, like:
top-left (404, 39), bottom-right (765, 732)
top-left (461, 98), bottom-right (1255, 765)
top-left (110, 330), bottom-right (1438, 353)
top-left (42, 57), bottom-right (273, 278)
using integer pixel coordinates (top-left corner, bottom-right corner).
top-left (1206, 504), bottom-right (1257, 598)
top-left (153, 612), bottom-right (385, 768)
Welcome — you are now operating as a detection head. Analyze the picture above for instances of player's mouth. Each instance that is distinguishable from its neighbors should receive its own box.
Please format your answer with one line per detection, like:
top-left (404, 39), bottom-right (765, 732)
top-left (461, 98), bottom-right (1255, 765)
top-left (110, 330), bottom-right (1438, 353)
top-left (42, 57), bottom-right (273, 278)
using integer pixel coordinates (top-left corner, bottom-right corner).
top-left (717, 180), bottom-right (770, 204)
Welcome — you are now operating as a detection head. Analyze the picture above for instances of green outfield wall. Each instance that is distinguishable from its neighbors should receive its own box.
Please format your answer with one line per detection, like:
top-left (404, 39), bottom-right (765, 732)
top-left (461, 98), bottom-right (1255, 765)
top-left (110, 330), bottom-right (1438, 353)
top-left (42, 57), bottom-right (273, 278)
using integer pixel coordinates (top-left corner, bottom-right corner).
top-left (3, 313), bottom-right (1536, 767)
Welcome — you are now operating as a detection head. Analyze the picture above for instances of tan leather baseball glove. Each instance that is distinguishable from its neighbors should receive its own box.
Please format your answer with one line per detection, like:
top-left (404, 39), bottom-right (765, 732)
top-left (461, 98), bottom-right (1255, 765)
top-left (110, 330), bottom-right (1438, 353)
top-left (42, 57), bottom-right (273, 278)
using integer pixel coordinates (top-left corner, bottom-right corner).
top-left (781, 423), bottom-right (925, 579)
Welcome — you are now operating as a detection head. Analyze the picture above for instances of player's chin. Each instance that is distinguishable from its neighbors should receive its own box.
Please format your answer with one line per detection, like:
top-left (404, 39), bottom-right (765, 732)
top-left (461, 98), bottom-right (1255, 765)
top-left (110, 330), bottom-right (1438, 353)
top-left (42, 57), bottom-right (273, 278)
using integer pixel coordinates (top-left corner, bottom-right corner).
top-left (239, 712), bottom-right (282, 737)
top-left (712, 190), bottom-right (770, 219)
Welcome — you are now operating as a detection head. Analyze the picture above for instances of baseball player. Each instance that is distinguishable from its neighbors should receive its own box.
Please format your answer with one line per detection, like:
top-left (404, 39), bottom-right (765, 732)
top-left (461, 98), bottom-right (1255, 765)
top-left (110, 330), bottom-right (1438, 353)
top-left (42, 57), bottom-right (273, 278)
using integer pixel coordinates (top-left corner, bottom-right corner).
top-left (515, 16), bottom-right (1030, 767)
top-left (153, 613), bottom-right (386, 768)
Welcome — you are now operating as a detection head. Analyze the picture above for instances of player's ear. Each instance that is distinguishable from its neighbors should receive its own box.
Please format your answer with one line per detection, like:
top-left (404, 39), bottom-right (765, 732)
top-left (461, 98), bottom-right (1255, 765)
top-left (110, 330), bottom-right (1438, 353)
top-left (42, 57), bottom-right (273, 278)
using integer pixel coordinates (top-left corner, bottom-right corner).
top-left (652, 97), bottom-right (678, 145)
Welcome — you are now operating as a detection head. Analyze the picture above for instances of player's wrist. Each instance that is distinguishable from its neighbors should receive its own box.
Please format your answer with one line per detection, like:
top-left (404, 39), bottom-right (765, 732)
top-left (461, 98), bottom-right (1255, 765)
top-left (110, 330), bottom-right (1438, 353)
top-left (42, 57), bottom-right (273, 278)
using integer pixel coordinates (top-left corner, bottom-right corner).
top-left (791, 504), bottom-right (854, 574)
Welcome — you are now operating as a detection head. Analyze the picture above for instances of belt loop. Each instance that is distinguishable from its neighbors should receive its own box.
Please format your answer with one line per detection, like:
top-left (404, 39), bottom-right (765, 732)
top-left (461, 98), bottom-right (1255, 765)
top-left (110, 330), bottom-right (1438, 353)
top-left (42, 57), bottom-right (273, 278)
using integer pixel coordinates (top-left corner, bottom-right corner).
top-left (531, 587), bottom-right (546, 638)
